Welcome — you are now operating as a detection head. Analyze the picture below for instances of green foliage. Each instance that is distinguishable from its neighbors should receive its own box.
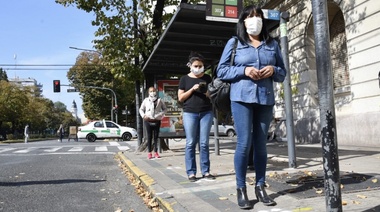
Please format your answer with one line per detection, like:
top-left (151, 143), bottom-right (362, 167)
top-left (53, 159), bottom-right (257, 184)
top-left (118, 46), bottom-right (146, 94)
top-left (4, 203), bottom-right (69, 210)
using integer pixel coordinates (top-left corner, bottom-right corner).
top-left (0, 68), bottom-right (8, 81)
top-left (67, 52), bottom-right (132, 122)
top-left (0, 80), bottom-right (77, 140)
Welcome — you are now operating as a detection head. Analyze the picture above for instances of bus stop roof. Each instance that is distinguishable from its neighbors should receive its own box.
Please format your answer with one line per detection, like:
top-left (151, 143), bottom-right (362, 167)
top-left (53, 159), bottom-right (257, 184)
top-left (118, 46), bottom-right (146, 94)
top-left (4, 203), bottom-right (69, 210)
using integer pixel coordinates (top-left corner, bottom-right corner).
top-left (141, 3), bottom-right (236, 75)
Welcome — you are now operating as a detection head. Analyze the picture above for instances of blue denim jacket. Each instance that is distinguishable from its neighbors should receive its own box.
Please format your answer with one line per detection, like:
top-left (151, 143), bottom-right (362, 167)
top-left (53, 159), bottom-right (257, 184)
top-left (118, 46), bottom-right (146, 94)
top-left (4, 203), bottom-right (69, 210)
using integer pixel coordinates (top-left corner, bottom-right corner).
top-left (216, 37), bottom-right (286, 105)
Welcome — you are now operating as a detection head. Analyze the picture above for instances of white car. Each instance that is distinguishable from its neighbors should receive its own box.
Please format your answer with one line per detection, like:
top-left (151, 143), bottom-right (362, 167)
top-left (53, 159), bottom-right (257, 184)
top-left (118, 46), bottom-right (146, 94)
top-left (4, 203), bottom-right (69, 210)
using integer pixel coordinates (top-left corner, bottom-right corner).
top-left (210, 124), bottom-right (236, 137)
top-left (77, 120), bottom-right (137, 142)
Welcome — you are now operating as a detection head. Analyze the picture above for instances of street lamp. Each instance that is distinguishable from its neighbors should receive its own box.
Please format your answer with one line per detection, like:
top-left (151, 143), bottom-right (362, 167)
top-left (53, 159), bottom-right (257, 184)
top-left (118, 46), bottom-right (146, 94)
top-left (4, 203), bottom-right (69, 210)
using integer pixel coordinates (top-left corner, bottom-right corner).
top-left (85, 86), bottom-right (118, 123)
top-left (69, 46), bottom-right (102, 55)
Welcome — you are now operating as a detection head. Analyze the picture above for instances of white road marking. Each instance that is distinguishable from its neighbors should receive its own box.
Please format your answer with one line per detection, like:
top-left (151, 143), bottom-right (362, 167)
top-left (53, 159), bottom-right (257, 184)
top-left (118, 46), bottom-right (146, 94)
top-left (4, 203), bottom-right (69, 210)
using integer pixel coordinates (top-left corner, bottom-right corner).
top-left (95, 146), bottom-right (108, 151)
top-left (44, 147), bottom-right (62, 152)
top-left (117, 146), bottom-right (130, 151)
top-left (0, 148), bottom-right (16, 153)
top-left (14, 148), bottom-right (36, 153)
top-left (109, 141), bottom-right (120, 146)
top-left (68, 147), bottom-right (84, 152)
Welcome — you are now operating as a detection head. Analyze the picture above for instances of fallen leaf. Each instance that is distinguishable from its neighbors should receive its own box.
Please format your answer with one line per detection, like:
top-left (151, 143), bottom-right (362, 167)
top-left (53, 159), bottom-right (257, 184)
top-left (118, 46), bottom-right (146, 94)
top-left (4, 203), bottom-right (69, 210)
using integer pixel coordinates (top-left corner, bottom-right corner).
top-left (356, 194), bottom-right (367, 199)
top-left (315, 189), bottom-right (323, 194)
top-left (100, 189), bottom-right (105, 192)
top-left (372, 179), bottom-right (378, 183)
top-left (114, 208), bottom-right (122, 212)
top-left (342, 200), bottom-right (348, 205)
top-left (352, 200), bottom-right (361, 205)
top-left (219, 197), bottom-right (228, 200)
top-left (101, 198), bottom-right (107, 201)
top-left (340, 184), bottom-right (344, 189)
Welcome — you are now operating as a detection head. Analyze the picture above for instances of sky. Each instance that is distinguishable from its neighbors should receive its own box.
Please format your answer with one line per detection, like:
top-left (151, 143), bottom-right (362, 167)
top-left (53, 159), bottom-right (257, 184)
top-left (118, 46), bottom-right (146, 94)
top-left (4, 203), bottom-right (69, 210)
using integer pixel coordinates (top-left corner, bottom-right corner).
top-left (0, 1), bottom-right (97, 120)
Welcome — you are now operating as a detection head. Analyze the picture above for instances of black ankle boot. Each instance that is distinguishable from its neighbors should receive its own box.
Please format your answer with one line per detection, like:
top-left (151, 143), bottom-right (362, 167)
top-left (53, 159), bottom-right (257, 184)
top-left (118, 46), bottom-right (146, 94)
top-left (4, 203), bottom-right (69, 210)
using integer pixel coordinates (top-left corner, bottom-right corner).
top-left (236, 187), bottom-right (253, 209)
top-left (255, 185), bottom-right (276, 206)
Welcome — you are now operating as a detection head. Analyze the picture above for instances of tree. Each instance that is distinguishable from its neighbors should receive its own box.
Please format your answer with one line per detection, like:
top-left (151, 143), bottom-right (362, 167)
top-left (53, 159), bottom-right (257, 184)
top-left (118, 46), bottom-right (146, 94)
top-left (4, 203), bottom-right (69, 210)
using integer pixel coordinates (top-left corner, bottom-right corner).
top-left (0, 68), bottom-right (8, 81)
top-left (67, 52), bottom-right (132, 121)
top-left (56, 0), bottom-right (202, 80)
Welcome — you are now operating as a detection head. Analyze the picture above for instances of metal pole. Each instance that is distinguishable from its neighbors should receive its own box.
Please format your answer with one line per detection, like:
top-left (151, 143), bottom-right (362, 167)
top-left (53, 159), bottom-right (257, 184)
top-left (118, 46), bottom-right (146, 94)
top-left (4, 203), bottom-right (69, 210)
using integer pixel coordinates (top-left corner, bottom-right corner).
top-left (111, 97), bottom-right (114, 122)
top-left (213, 115), bottom-right (220, 155)
top-left (135, 80), bottom-right (143, 146)
top-left (280, 11), bottom-right (297, 168)
top-left (311, 0), bottom-right (342, 211)
top-left (84, 86), bottom-right (117, 122)
top-left (125, 106), bottom-right (128, 126)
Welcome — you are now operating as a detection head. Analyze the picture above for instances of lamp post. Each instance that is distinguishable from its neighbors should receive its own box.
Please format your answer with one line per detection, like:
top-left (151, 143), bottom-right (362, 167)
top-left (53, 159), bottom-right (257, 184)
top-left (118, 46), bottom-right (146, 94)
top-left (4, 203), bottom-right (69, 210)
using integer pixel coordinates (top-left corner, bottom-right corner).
top-left (69, 47), bottom-right (119, 123)
top-left (85, 86), bottom-right (118, 123)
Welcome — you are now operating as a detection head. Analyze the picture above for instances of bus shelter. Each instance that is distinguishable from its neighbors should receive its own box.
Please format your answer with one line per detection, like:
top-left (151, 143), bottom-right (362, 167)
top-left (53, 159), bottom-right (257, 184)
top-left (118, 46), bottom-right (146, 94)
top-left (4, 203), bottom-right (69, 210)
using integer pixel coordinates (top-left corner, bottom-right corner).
top-left (141, 3), bottom-right (236, 149)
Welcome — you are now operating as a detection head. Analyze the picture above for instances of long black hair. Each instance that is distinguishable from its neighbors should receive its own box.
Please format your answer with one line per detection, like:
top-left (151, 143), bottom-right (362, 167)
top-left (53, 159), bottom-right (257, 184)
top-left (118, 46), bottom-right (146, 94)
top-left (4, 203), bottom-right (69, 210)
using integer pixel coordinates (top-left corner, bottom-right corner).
top-left (236, 5), bottom-right (273, 45)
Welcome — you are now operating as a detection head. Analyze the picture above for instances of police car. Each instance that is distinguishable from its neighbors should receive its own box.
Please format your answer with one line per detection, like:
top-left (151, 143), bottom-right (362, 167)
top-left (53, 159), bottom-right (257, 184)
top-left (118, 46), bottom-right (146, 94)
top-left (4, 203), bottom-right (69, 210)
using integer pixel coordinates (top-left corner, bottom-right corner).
top-left (77, 120), bottom-right (137, 142)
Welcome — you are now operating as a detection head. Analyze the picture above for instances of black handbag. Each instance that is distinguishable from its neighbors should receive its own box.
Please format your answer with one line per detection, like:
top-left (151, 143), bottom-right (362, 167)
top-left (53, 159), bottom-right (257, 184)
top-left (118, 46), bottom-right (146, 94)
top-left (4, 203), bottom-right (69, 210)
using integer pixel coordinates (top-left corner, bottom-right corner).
top-left (208, 38), bottom-right (238, 113)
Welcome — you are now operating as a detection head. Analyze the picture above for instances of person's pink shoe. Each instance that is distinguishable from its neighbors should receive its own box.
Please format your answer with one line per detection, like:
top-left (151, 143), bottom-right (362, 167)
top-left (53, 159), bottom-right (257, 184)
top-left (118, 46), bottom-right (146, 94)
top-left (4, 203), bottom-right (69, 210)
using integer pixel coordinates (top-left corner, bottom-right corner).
top-left (147, 153), bottom-right (153, 159)
top-left (154, 152), bottom-right (161, 158)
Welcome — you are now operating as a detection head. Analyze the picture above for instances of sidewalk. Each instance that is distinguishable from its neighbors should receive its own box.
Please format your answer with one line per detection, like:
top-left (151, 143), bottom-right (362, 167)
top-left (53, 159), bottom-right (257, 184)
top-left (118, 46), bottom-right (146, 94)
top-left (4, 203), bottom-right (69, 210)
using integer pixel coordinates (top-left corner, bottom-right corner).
top-left (119, 138), bottom-right (380, 212)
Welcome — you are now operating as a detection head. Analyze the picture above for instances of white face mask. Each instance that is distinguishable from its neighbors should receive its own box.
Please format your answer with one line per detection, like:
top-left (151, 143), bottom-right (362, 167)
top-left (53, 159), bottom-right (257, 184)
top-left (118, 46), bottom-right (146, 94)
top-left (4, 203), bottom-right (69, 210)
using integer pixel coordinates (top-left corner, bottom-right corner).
top-left (191, 67), bottom-right (204, 75)
top-left (245, 16), bottom-right (263, 36)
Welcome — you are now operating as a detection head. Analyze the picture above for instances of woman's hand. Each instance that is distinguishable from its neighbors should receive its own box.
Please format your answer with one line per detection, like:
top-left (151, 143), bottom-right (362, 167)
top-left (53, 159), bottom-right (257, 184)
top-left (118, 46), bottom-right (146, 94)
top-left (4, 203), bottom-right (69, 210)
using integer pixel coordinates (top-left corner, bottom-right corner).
top-left (245, 67), bottom-right (261, 80)
top-left (259, 66), bottom-right (274, 79)
top-left (191, 84), bottom-right (199, 91)
top-left (245, 66), bottom-right (274, 80)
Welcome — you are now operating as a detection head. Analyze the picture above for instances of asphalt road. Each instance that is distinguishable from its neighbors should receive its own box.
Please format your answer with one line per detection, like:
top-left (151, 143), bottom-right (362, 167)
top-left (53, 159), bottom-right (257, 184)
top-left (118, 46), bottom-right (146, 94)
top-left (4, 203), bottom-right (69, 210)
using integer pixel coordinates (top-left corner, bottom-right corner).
top-left (0, 140), bottom-right (151, 212)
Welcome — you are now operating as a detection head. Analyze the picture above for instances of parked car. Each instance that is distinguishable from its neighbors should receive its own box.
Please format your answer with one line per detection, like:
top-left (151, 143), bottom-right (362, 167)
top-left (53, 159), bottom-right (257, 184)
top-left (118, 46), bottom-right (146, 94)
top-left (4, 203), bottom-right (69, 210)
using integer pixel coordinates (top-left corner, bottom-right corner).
top-left (210, 124), bottom-right (236, 137)
top-left (77, 120), bottom-right (137, 142)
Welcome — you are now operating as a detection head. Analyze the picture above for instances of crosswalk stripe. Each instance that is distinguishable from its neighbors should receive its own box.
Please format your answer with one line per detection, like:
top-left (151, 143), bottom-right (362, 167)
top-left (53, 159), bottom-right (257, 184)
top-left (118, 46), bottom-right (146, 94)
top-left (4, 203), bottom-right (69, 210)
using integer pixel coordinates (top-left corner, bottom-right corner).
top-left (95, 146), bottom-right (108, 151)
top-left (0, 148), bottom-right (16, 153)
top-left (109, 142), bottom-right (120, 146)
top-left (68, 147), bottom-right (84, 152)
top-left (117, 146), bottom-right (130, 151)
top-left (14, 148), bottom-right (36, 153)
top-left (44, 147), bottom-right (62, 152)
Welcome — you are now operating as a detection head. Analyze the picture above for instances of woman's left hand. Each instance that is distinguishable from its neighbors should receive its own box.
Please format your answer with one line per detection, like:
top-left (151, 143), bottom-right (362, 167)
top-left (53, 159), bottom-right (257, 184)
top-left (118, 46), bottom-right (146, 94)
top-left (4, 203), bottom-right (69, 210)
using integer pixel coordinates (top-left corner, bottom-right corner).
top-left (259, 66), bottom-right (274, 79)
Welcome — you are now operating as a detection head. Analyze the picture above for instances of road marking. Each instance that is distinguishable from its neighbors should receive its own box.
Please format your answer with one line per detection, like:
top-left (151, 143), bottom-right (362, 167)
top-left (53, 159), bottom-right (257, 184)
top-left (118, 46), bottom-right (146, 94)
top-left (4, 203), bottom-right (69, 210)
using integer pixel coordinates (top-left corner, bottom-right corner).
top-left (95, 146), bottom-right (108, 151)
top-left (109, 141), bottom-right (120, 146)
top-left (68, 147), bottom-right (84, 152)
top-left (44, 147), bottom-right (62, 152)
top-left (117, 146), bottom-right (130, 151)
top-left (14, 148), bottom-right (36, 153)
top-left (0, 148), bottom-right (16, 153)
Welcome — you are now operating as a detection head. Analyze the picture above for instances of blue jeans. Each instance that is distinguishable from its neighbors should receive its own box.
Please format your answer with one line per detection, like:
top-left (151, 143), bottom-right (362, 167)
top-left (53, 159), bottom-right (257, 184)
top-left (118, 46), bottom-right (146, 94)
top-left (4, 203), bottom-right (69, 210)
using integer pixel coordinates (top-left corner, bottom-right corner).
top-left (183, 110), bottom-right (213, 176)
top-left (231, 101), bottom-right (273, 188)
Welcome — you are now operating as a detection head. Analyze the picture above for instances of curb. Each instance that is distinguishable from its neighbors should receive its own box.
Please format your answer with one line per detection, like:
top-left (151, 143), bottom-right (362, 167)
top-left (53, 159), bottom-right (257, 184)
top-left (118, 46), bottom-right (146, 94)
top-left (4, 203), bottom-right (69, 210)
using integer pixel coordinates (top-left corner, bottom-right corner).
top-left (116, 152), bottom-right (175, 212)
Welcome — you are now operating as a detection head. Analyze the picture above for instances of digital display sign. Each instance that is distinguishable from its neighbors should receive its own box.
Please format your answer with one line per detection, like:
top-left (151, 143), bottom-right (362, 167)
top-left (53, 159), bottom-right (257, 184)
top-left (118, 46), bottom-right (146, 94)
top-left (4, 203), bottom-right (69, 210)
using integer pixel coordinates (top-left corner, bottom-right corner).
top-left (206, 0), bottom-right (242, 23)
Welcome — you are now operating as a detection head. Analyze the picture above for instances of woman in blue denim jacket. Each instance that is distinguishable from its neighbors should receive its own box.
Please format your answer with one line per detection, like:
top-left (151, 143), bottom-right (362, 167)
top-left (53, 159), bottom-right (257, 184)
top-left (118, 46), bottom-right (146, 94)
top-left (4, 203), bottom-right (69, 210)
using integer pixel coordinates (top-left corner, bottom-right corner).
top-left (216, 5), bottom-right (286, 209)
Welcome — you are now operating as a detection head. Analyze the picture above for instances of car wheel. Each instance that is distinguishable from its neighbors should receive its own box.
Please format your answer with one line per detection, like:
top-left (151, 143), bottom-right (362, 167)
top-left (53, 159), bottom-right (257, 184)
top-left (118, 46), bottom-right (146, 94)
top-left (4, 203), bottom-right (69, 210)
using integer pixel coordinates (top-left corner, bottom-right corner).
top-left (86, 134), bottom-right (96, 142)
top-left (122, 132), bottom-right (132, 141)
top-left (227, 130), bottom-right (235, 137)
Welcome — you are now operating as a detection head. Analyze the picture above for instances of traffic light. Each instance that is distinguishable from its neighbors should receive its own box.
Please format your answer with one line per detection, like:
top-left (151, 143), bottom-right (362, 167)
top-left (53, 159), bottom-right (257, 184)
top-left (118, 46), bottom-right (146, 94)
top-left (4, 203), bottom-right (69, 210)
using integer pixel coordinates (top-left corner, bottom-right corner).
top-left (113, 105), bottom-right (118, 114)
top-left (53, 80), bottom-right (61, 92)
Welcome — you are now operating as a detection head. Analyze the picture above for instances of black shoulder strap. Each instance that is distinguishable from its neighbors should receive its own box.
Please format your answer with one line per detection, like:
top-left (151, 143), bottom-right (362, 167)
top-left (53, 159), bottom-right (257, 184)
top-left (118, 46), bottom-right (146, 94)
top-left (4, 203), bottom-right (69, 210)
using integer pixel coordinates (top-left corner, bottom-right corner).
top-left (213, 38), bottom-right (238, 78)
top-left (230, 37), bottom-right (238, 66)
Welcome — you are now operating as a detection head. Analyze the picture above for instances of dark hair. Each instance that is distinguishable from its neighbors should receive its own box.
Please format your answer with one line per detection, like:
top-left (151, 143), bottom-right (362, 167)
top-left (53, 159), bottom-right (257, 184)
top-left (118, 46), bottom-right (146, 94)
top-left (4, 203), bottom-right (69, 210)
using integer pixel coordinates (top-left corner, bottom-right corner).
top-left (188, 51), bottom-right (205, 65)
top-left (236, 5), bottom-right (272, 45)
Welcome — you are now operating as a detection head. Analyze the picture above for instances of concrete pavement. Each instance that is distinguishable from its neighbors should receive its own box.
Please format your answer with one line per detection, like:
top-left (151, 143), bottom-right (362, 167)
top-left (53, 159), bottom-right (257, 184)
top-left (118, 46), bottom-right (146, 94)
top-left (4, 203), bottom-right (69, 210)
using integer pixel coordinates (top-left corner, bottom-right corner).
top-left (118, 138), bottom-right (380, 212)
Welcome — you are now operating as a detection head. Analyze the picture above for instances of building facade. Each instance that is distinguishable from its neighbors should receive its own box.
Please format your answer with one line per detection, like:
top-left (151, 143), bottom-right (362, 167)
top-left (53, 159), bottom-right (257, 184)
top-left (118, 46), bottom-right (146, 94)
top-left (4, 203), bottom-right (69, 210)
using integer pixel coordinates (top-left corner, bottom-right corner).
top-left (267, 0), bottom-right (380, 146)
top-left (8, 77), bottom-right (43, 94)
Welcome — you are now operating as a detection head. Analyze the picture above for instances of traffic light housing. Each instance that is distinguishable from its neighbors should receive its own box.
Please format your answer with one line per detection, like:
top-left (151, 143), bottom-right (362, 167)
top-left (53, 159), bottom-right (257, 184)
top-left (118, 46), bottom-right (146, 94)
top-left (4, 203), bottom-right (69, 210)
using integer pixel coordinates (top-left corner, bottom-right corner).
top-left (53, 80), bottom-right (61, 92)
